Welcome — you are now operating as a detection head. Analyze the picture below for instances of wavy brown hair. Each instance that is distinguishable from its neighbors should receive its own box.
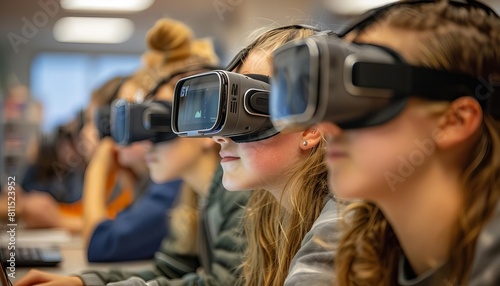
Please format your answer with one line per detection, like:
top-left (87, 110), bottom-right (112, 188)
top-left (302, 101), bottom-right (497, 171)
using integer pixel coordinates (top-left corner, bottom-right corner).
top-left (336, 1), bottom-right (500, 285)
top-left (237, 27), bottom-right (330, 286)
top-left (243, 139), bottom-right (329, 286)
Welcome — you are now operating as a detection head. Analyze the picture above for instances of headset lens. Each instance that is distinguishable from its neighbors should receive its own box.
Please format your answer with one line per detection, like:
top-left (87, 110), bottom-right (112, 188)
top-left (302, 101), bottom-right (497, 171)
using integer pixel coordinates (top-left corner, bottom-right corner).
top-left (113, 102), bottom-right (127, 144)
top-left (175, 73), bottom-right (221, 133)
top-left (271, 41), bottom-right (319, 128)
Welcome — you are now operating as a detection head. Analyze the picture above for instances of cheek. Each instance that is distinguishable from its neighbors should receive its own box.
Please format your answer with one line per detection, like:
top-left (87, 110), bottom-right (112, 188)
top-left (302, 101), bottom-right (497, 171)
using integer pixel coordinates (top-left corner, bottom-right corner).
top-left (237, 136), bottom-right (301, 186)
top-left (353, 132), bottom-right (405, 170)
top-left (243, 147), bottom-right (294, 174)
top-left (151, 140), bottom-right (203, 176)
top-left (330, 133), bottom-right (409, 199)
top-left (131, 145), bottom-right (147, 159)
top-left (331, 118), bottom-right (436, 198)
top-left (353, 120), bottom-right (434, 176)
top-left (119, 144), bottom-right (146, 164)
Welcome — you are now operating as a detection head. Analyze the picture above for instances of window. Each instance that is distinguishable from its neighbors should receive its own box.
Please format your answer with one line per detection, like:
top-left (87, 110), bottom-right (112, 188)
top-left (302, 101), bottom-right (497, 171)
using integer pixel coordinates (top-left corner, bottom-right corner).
top-left (31, 53), bottom-right (141, 132)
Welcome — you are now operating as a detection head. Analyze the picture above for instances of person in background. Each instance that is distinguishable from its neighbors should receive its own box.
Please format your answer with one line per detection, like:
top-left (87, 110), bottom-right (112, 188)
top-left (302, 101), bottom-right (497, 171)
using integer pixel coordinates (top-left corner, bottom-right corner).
top-left (12, 76), bottom-right (139, 235)
top-left (18, 125), bottom-right (85, 233)
top-left (81, 68), bottom-right (174, 261)
top-left (80, 76), bottom-right (126, 163)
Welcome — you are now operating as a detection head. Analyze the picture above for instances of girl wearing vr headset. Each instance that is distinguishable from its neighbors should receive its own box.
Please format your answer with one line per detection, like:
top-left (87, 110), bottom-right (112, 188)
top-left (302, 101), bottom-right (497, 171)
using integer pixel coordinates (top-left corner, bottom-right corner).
top-left (16, 18), bottom-right (250, 286)
top-left (207, 26), bottom-right (338, 286)
top-left (311, 1), bottom-right (500, 285)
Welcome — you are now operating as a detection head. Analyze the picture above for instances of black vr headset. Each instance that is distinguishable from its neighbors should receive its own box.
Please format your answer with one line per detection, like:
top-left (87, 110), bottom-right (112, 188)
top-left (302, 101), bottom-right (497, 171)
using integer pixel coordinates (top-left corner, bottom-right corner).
top-left (95, 105), bottom-right (112, 139)
top-left (110, 99), bottom-right (176, 146)
top-left (171, 70), bottom-right (277, 142)
top-left (93, 76), bottom-right (127, 140)
top-left (172, 25), bottom-right (331, 143)
top-left (270, 0), bottom-right (500, 131)
top-left (109, 65), bottom-right (221, 146)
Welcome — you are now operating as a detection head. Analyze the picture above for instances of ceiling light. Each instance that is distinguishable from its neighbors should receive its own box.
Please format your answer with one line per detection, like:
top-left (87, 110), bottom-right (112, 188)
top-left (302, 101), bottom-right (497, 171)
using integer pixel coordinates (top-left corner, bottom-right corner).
top-left (53, 17), bottom-right (134, 44)
top-left (60, 0), bottom-right (154, 12)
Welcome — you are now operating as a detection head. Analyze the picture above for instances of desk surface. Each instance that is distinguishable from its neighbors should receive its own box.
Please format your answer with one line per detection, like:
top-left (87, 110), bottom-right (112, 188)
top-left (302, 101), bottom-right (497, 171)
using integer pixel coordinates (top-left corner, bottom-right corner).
top-left (1, 229), bottom-right (154, 283)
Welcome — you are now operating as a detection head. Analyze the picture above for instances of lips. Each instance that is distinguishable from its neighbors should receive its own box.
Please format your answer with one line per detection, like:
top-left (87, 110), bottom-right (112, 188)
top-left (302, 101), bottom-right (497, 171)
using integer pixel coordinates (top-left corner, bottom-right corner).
top-left (219, 151), bottom-right (240, 163)
top-left (326, 148), bottom-right (348, 160)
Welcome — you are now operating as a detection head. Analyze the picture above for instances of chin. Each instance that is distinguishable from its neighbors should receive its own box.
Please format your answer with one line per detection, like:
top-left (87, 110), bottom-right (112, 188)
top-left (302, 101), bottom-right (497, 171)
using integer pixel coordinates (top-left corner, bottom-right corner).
top-left (222, 176), bottom-right (247, 192)
top-left (222, 172), bottom-right (253, 191)
top-left (221, 183), bottom-right (240, 192)
top-left (150, 174), bottom-right (168, 184)
top-left (330, 181), bottom-right (376, 201)
top-left (329, 177), bottom-right (357, 200)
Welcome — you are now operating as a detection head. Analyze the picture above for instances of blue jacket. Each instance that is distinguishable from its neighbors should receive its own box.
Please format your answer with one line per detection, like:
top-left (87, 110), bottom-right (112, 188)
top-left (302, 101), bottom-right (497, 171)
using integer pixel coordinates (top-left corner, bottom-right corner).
top-left (87, 179), bottom-right (182, 262)
top-left (80, 167), bottom-right (251, 285)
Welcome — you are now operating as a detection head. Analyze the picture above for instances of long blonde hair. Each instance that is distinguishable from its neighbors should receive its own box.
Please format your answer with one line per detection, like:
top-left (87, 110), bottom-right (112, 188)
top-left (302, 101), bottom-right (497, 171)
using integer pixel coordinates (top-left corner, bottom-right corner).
top-left (238, 25), bottom-right (330, 286)
top-left (336, 2), bottom-right (500, 285)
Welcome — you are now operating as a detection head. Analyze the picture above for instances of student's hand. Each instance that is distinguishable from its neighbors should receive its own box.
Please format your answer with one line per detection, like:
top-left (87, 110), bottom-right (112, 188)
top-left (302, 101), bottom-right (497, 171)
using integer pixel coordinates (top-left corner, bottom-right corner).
top-left (21, 192), bottom-right (62, 229)
top-left (86, 137), bottom-right (120, 177)
top-left (14, 269), bottom-right (83, 286)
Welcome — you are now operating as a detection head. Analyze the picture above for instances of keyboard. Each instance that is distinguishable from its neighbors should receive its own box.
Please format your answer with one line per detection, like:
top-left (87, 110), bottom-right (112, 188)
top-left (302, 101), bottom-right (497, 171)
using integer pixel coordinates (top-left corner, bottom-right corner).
top-left (1, 247), bottom-right (62, 267)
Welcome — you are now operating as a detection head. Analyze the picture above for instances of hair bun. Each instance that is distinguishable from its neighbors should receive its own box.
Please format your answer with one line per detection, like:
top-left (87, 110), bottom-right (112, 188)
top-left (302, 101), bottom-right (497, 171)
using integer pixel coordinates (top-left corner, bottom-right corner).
top-left (141, 50), bottom-right (165, 68)
top-left (190, 39), bottom-right (220, 66)
top-left (146, 18), bottom-right (194, 61)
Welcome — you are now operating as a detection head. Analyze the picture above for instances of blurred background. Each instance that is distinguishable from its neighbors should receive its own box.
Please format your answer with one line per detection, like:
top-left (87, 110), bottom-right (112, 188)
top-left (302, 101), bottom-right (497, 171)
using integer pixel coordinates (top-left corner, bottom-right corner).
top-left (0, 0), bottom-right (499, 182)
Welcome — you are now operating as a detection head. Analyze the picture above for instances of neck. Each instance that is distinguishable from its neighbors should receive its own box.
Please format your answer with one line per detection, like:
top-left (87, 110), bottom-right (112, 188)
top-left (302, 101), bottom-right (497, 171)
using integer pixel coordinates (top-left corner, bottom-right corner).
top-left (268, 179), bottom-right (293, 212)
top-left (182, 151), bottom-right (219, 198)
top-left (376, 161), bottom-right (464, 275)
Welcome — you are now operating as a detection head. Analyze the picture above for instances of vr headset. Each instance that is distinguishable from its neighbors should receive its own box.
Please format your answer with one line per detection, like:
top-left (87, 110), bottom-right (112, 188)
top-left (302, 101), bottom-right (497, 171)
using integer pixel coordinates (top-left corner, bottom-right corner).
top-left (172, 25), bottom-right (330, 143)
top-left (93, 76), bottom-right (128, 140)
top-left (171, 70), bottom-right (276, 143)
top-left (110, 99), bottom-right (176, 146)
top-left (270, 0), bottom-right (500, 131)
top-left (110, 65), bottom-right (222, 146)
top-left (95, 105), bottom-right (112, 139)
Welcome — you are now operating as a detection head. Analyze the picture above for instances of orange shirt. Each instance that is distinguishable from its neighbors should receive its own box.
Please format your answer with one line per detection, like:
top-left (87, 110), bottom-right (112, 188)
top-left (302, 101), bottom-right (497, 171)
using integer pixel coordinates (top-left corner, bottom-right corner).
top-left (59, 171), bottom-right (134, 219)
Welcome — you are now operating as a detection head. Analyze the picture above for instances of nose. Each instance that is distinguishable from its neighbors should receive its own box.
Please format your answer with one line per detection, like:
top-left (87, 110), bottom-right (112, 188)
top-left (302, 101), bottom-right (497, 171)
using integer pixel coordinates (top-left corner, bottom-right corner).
top-left (317, 122), bottom-right (343, 141)
top-left (139, 140), bottom-right (154, 152)
top-left (212, 136), bottom-right (230, 144)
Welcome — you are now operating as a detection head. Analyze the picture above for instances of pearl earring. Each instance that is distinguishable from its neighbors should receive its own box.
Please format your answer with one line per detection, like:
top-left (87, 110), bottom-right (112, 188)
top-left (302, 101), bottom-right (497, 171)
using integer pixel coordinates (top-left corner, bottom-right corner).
top-left (303, 141), bottom-right (308, 146)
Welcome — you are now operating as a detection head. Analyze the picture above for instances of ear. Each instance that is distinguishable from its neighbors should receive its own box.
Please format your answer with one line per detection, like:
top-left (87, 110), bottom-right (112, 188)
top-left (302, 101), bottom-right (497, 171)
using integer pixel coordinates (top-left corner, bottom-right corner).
top-left (432, 97), bottom-right (483, 150)
top-left (299, 128), bottom-right (323, 151)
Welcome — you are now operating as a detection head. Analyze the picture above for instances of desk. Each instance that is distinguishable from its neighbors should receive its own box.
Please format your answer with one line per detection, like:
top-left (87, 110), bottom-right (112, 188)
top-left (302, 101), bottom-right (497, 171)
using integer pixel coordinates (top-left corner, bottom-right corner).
top-left (0, 229), bottom-right (153, 283)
